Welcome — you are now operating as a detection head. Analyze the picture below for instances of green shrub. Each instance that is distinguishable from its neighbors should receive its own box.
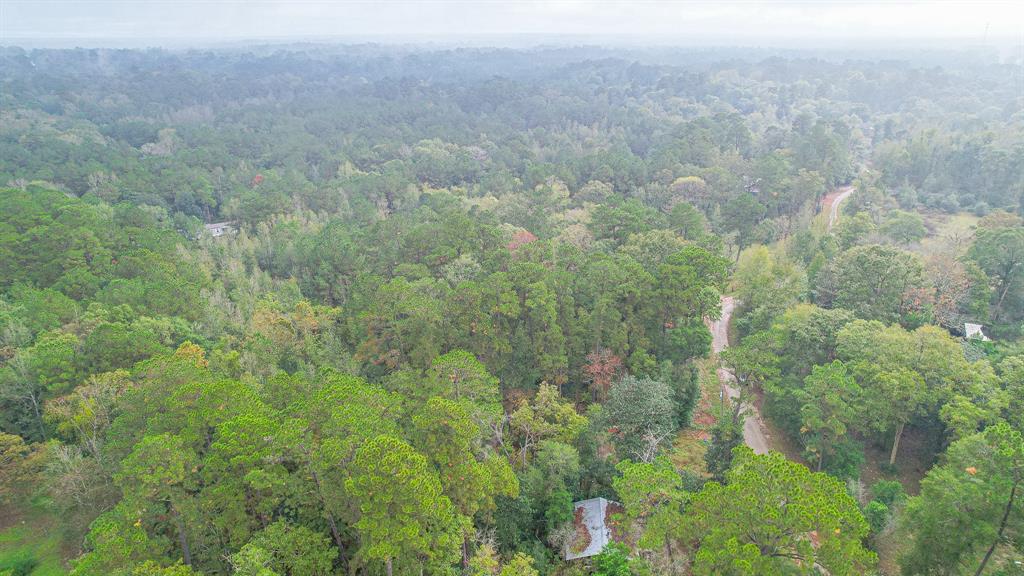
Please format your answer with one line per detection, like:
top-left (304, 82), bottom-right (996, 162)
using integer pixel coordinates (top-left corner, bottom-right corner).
top-left (863, 500), bottom-right (890, 534)
top-left (822, 438), bottom-right (864, 480)
top-left (0, 549), bottom-right (38, 576)
top-left (871, 479), bottom-right (907, 508)
top-left (594, 542), bottom-right (633, 576)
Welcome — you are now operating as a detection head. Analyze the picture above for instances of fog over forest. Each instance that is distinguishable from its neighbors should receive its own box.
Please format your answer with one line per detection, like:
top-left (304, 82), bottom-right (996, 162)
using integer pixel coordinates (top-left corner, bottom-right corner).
top-left (1, 2), bottom-right (1023, 576)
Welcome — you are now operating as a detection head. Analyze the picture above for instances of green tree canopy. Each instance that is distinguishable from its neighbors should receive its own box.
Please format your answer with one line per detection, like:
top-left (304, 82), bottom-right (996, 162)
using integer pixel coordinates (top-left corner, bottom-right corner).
top-left (682, 447), bottom-right (876, 575)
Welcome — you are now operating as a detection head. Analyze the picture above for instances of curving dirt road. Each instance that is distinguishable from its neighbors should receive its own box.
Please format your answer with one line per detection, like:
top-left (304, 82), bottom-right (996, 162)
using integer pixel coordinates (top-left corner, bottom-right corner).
top-left (704, 183), bottom-right (855, 456)
top-left (827, 185), bottom-right (855, 231)
top-left (709, 296), bottom-right (770, 455)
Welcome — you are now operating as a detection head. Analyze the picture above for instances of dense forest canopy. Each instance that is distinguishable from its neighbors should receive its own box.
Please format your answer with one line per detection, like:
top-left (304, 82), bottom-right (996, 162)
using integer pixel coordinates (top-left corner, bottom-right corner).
top-left (0, 42), bottom-right (1022, 576)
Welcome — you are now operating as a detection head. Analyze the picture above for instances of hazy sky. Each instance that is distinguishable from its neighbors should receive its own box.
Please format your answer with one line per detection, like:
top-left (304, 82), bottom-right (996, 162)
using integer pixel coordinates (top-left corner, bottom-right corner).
top-left (2, 1), bottom-right (1022, 47)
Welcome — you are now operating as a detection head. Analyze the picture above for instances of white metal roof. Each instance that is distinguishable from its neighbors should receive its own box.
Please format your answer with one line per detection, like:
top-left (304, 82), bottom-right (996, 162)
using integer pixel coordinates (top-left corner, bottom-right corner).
top-left (565, 497), bottom-right (617, 560)
top-left (965, 323), bottom-right (990, 341)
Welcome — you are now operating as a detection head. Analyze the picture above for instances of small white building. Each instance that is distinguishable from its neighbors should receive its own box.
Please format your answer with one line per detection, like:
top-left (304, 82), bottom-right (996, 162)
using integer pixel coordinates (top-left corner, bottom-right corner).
top-left (964, 323), bottom-right (990, 342)
top-left (204, 221), bottom-right (236, 238)
top-left (564, 497), bottom-right (622, 560)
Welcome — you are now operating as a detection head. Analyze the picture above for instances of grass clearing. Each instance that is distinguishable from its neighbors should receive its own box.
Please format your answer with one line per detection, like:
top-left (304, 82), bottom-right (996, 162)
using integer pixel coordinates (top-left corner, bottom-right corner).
top-left (917, 211), bottom-right (979, 257)
top-left (0, 501), bottom-right (69, 576)
top-left (671, 357), bottom-right (721, 476)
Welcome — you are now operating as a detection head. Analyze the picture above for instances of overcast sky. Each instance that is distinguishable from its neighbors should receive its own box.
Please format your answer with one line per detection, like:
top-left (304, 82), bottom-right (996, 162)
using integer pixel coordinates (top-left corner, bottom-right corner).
top-left (2, 1), bottom-right (1022, 47)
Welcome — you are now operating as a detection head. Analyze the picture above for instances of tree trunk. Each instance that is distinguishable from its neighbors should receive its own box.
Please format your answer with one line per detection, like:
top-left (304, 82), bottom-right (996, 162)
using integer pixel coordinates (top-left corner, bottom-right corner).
top-left (889, 422), bottom-right (905, 466)
top-left (28, 391), bottom-right (46, 441)
top-left (325, 511), bottom-right (344, 561)
top-left (386, 557), bottom-right (393, 576)
top-left (993, 269), bottom-right (1016, 322)
top-left (462, 537), bottom-right (470, 571)
top-left (308, 465), bottom-right (346, 563)
top-left (975, 481), bottom-right (1018, 576)
top-left (298, 444), bottom-right (347, 567)
top-left (173, 508), bottom-right (192, 566)
top-left (731, 392), bottom-right (744, 426)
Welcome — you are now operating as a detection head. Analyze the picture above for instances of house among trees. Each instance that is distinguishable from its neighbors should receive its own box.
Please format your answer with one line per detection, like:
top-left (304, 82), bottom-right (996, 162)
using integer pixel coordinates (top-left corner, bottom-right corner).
top-left (564, 497), bottom-right (624, 560)
top-left (204, 221), bottom-right (236, 238)
top-left (964, 322), bottom-right (990, 341)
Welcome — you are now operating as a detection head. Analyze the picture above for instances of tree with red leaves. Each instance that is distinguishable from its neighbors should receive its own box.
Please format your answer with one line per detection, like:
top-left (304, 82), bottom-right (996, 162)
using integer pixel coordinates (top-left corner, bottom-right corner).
top-left (508, 229), bottom-right (538, 251)
top-left (584, 349), bottom-right (623, 402)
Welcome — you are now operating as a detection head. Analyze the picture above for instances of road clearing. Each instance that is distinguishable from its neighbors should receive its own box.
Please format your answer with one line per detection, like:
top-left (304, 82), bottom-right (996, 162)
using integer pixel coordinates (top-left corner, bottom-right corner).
top-left (709, 296), bottom-right (769, 454)
top-left (827, 185), bottom-right (855, 231)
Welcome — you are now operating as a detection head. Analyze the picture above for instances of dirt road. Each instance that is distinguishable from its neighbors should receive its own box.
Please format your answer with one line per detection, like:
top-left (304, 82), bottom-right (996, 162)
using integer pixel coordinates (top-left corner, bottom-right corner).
top-left (827, 185), bottom-right (855, 231)
top-left (703, 183), bottom-right (855, 457)
top-left (709, 296), bottom-right (769, 454)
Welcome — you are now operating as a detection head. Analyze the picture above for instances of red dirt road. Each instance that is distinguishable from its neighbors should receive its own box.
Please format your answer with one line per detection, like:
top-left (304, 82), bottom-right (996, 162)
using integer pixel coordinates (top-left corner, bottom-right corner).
top-left (823, 185), bottom-right (855, 231)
